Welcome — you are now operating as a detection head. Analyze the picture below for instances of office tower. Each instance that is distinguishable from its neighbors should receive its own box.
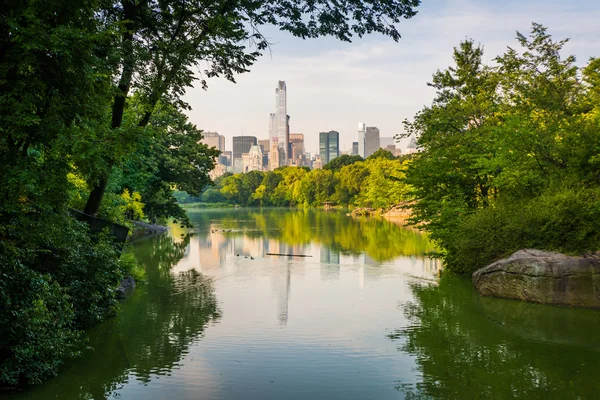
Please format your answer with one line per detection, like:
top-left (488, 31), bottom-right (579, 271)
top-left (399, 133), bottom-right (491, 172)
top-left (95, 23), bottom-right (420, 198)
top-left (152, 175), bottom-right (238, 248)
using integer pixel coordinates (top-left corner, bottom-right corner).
top-left (275, 81), bottom-right (289, 162)
top-left (289, 133), bottom-right (304, 165)
top-left (258, 139), bottom-right (270, 153)
top-left (200, 131), bottom-right (226, 152)
top-left (222, 151), bottom-right (232, 166)
top-left (269, 140), bottom-right (282, 170)
top-left (319, 131), bottom-right (339, 164)
top-left (365, 127), bottom-right (380, 158)
top-left (232, 136), bottom-right (257, 172)
top-left (352, 142), bottom-right (359, 155)
top-left (358, 122), bottom-right (366, 158)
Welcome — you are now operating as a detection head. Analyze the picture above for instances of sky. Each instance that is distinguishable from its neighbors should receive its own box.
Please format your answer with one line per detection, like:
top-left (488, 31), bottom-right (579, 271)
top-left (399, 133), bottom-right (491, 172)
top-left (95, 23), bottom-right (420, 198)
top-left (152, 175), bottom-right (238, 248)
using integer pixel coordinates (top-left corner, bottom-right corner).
top-left (182, 0), bottom-right (600, 156)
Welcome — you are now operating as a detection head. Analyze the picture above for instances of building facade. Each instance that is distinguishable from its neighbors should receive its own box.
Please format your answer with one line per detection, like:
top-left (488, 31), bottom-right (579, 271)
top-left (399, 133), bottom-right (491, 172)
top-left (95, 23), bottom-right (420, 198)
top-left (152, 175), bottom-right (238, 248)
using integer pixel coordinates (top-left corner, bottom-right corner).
top-left (233, 136), bottom-right (257, 172)
top-left (269, 139), bottom-right (283, 171)
top-left (313, 155), bottom-right (323, 169)
top-left (200, 131), bottom-right (226, 152)
top-left (365, 127), bottom-right (380, 158)
top-left (275, 81), bottom-right (289, 163)
top-left (289, 133), bottom-right (305, 165)
top-left (247, 145), bottom-right (263, 172)
top-left (352, 142), bottom-right (359, 155)
top-left (319, 131), bottom-right (340, 164)
top-left (357, 122), bottom-right (366, 158)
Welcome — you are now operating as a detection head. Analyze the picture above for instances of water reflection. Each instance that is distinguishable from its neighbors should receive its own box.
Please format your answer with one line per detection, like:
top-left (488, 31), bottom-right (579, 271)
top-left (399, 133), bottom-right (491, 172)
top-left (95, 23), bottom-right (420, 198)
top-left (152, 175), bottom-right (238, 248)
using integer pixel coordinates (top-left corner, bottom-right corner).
top-left (187, 208), bottom-right (436, 264)
top-left (389, 274), bottom-right (600, 399)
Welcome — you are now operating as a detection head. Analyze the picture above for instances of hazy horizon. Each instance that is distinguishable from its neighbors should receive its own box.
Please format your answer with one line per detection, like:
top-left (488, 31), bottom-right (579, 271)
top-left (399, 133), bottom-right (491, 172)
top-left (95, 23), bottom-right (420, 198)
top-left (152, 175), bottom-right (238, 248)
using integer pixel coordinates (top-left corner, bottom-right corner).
top-left (182, 0), bottom-right (600, 157)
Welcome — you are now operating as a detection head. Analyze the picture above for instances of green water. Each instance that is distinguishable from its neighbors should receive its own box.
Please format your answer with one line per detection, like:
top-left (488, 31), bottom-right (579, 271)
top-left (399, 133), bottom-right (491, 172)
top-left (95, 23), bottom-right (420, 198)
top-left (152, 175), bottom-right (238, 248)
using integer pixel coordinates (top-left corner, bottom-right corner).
top-left (6, 209), bottom-right (600, 399)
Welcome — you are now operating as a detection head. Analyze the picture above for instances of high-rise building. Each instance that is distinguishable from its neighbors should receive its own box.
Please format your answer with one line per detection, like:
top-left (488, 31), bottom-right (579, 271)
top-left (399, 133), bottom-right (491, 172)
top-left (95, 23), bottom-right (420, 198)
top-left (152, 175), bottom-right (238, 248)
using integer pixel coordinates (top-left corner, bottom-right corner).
top-left (269, 139), bottom-right (283, 170)
top-left (222, 151), bottom-right (232, 166)
top-left (200, 131), bottom-right (226, 152)
top-left (275, 81), bottom-right (289, 162)
top-left (289, 133), bottom-right (304, 165)
top-left (365, 127), bottom-right (380, 158)
top-left (358, 123), bottom-right (366, 158)
top-left (319, 131), bottom-right (340, 164)
top-left (258, 139), bottom-right (270, 153)
top-left (352, 142), bottom-right (359, 155)
top-left (233, 136), bottom-right (257, 172)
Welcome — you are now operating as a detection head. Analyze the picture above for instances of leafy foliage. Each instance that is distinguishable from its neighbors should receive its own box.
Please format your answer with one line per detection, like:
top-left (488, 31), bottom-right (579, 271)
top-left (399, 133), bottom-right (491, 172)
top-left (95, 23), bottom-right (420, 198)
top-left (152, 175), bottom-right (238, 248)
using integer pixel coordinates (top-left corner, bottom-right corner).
top-left (200, 157), bottom-right (411, 209)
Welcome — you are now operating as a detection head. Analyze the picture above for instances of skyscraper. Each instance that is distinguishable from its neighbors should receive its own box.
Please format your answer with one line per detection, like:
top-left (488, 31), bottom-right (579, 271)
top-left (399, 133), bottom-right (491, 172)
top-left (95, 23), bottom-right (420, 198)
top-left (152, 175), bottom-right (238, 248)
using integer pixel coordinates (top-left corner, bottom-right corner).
top-left (319, 131), bottom-right (340, 164)
top-left (352, 142), bottom-right (359, 155)
top-left (232, 136), bottom-right (257, 172)
top-left (200, 131), bottom-right (225, 152)
top-left (289, 133), bottom-right (305, 165)
top-left (365, 127), bottom-right (380, 158)
top-left (275, 81), bottom-right (288, 162)
top-left (258, 139), bottom-right (270, 153)
top-left (358, 123), bottom-right (366, 158)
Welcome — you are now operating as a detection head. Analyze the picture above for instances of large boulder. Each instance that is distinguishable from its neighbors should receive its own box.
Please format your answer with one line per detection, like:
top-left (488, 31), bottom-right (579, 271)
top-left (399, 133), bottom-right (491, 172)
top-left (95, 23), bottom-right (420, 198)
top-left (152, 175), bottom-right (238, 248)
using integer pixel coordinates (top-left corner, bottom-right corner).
top-left (472, 249), bottom-right (600, 308)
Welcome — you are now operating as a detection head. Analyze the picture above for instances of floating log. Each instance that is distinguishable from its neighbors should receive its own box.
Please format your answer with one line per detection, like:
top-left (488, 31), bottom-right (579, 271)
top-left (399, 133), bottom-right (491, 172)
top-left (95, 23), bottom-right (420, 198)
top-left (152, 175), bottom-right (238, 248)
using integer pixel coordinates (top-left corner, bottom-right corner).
top-left (266, 253), bottom-right (312, 257)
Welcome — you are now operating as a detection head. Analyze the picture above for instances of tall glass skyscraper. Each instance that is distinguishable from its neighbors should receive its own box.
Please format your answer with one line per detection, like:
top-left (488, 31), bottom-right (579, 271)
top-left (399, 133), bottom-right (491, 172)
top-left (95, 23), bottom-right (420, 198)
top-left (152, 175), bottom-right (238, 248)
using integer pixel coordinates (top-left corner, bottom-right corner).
top-left (275, 81), bottom-right (288, 162)
top-left (319, 131), bottom-right (340, 164)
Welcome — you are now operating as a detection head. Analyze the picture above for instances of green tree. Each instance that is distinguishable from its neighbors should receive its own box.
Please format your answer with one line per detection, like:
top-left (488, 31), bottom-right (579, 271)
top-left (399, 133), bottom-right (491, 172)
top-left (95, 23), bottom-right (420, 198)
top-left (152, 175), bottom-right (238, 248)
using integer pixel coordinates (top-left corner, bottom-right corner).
top-left (323, 154), bottom-right (363, 172)
top-left (366, 148), bottom-right (396, 160)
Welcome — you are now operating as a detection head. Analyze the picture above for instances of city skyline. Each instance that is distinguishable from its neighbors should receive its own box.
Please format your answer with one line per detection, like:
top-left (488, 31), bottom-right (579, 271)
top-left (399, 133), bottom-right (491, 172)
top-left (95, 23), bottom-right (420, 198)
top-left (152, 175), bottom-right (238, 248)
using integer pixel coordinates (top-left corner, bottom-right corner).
top-left (182, 0), bottom-right (599, 156)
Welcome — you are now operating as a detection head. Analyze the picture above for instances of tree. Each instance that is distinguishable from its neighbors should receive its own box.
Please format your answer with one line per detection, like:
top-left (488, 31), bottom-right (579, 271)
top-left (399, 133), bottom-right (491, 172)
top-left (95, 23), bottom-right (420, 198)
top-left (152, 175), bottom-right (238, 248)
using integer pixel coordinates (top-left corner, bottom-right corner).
top-left (323, 154), bottom-right (363, 172)
top-left (366, 148), bottom-right (396, 160)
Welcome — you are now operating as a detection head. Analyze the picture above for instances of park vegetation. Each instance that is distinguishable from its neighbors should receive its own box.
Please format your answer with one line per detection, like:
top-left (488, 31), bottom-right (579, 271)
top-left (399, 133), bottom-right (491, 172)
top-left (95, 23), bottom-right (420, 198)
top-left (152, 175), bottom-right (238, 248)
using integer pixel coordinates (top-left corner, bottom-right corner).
top-left (180, 150), bottom-right (412, 209)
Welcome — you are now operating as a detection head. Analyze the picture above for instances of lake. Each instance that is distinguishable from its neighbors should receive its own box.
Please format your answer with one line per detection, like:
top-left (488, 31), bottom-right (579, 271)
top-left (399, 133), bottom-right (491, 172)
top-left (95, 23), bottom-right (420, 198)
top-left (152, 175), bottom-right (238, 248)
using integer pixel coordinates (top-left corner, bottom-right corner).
top-left (6, 208), bottom-right (600, 399)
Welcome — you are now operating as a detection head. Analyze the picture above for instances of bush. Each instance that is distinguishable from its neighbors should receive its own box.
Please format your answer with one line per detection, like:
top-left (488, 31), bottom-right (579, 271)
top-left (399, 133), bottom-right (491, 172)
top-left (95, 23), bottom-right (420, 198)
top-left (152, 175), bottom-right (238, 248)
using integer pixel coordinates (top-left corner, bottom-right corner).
top-left (0, 209), bottom-right (124, 385)
top-left (443, 187), bottom-right (600, 274)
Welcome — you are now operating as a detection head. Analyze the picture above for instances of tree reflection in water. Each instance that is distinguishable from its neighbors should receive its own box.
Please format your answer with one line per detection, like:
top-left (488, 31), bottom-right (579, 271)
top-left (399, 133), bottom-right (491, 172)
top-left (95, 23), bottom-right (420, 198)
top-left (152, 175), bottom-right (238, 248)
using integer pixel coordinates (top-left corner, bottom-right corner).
top-left (189, 208), bottom-right (436, 262)
top-left (389, 274), bottom-right (600, 399)
top-left (14, 233), bottom-right (220, 400)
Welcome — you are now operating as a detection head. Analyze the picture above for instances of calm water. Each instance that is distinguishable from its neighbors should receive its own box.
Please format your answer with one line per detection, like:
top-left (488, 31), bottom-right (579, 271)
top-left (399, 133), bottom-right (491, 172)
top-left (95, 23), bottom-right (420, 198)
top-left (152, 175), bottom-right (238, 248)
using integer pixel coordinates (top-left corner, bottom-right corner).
top-left (7, 209), bottom-right (600, 399)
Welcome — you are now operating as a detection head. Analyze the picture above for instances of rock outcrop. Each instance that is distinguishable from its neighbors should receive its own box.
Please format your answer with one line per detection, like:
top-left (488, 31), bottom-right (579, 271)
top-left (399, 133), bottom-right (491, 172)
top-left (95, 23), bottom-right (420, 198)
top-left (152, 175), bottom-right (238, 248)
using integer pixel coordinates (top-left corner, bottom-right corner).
top-left (116, 276), bottom-right (136, 299)
top-left (472, 249), bottom-right (600, 308)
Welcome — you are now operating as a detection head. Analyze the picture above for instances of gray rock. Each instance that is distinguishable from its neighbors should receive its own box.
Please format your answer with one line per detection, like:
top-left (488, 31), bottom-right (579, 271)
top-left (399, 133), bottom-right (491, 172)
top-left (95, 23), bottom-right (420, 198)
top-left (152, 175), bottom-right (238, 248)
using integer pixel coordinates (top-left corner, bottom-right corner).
top-left (472, 249), bottom-right (600, 308)
top-left (116, 286), bottom-right (127, 299)
top-left (116, 276), bottom-right (136, 299)
top-left (120, 276), bottom-right (136, 289)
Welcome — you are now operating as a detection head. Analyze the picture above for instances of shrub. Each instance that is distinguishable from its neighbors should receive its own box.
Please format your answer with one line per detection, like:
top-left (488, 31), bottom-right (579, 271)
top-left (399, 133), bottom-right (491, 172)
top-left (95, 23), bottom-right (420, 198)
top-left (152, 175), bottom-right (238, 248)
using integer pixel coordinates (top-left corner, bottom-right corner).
top-left (442, 187), bottom-right (600, 274)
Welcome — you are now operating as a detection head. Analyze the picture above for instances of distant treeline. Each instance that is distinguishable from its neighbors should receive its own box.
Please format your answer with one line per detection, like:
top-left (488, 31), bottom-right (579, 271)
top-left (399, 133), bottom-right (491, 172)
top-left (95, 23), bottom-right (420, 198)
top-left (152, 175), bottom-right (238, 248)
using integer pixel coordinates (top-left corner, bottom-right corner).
top-left (176, 150), bottom-right (413, 209)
